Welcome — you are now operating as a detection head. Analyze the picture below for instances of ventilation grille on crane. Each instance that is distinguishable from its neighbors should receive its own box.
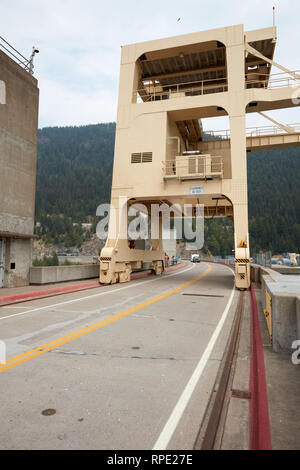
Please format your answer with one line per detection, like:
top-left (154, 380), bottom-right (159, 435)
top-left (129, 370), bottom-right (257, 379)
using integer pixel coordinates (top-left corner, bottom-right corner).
top-left (131, 152), bottom-right (153, 163)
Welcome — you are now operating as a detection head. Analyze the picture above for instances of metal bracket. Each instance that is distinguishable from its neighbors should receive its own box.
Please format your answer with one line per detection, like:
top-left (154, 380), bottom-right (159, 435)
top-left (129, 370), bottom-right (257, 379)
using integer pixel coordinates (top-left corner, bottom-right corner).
top-left (246, 43), bottom-right (300, 81)
top-left (258, 111), bottom-right (295, 134)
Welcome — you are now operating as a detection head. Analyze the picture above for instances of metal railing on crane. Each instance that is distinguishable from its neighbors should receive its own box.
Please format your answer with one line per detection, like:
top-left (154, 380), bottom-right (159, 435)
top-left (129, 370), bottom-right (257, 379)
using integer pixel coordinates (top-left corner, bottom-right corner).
top-left (0, 35), bottom-right (38, 75)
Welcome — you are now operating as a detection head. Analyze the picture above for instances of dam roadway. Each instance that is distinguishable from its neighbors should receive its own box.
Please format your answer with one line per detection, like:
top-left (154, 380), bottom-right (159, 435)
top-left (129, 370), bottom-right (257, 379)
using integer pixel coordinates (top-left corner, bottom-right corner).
top-left (0, 262), bottom-right (239, 450)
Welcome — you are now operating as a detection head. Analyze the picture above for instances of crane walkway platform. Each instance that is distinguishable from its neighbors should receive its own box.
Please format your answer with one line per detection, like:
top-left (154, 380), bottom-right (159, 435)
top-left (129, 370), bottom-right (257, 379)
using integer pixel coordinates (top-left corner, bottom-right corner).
top-left (203, 123), bottom-right (300, 152)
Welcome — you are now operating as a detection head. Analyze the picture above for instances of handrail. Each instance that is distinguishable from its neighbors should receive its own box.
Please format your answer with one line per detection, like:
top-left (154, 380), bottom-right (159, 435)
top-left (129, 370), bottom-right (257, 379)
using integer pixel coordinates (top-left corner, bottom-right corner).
top-left (265, 69), bottom-right (300, 77)
top-left (134, 68), bottom-right (300, 103)
top-left (205, 123), bottom-right (300, 140)
top-left (246, 76), bottom-right (300, 90)
top-left (163, 155), bottom-right (224, 178)
top-left (163, 155), bottom-right (223, 164)
top-left (0, 36), bottom-right (33, 74)
top-left (246, 69), bottom-right (300, 78)
top-left (246, 123), bottom-right (300, 137)
top-left (134, 76), bottom-right (228, 102)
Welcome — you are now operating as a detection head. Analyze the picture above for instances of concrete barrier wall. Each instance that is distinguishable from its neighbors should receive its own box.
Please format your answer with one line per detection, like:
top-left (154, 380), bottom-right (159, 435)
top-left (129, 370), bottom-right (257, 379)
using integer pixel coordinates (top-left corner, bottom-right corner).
top-left (30, 264), bottom-right (99, 285)
top-left (251, 264), bottom-right (274, 285)
top-left (271, 291), bottom-right (298, 353)
top-left (252, 264), bottom-right (300, 353)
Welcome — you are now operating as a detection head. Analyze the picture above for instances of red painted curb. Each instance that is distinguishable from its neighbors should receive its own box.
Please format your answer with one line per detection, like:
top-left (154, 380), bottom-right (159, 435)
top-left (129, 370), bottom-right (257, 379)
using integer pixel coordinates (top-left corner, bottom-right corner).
top-left (0, 262), bottom-right (187, 307)
top-left (0, 281), bottom-right (100, 302)
top-left (249, 283), bottom-right (272, 450)
top-left (0, 282), bottom-right (101, 307)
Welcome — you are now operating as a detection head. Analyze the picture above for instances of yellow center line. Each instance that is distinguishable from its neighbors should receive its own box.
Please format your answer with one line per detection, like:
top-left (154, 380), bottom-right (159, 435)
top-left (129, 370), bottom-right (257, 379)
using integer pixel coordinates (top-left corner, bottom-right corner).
top-left (0, 264), bottom-right (212, 374)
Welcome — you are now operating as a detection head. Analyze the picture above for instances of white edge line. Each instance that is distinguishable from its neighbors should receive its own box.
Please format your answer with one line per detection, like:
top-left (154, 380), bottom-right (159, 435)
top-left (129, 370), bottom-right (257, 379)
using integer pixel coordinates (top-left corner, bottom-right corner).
top-left (152, 265), bottom-right (236, 450)
top-left (0, 264), bottom-right (196, 322)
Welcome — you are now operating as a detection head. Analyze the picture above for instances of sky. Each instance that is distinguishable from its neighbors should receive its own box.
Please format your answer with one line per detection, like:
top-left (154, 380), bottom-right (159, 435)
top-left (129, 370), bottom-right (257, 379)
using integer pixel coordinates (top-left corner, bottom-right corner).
top-left (0, 0), bottom-right (299, 131)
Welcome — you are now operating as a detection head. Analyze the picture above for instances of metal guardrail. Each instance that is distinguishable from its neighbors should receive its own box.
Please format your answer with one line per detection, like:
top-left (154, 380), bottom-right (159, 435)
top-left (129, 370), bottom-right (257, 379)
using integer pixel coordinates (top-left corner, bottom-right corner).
top-left (246, 123), bottom-right (300, 137)
top-left (204, 123), bottom-right (300, 141)
top-left (0, 36), bottom-right (35, 74)
top-left (246, 69), bottom-right (300, 90)
top-left (134, 77), bottom-right (228, 102)
top-left (163, 155), bottom-right (223, 179)
top-left (253, 252), bottom-right (272, 268)
top-left (134, 69), bottom-right (300, 103)
top-left (199, 257), bottom-right (235, 265)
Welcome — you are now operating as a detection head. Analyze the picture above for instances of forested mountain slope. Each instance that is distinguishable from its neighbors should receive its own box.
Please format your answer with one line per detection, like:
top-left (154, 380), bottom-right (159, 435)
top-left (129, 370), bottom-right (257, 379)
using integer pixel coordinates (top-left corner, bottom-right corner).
top-left (36, 123), bottom-right (115, 220)
top-left (35, 124), bottom-right (300, 254)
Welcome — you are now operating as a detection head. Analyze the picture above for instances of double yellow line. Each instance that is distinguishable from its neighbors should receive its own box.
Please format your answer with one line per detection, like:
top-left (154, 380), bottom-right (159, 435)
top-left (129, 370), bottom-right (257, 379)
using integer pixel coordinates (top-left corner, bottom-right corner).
top-left (0, 264), bottom-right (212, 374)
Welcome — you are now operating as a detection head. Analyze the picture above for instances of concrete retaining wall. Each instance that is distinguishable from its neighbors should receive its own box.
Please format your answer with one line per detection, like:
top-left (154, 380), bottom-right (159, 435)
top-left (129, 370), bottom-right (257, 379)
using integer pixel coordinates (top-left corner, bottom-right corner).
top-left (252, 264), bottom-right (300, 353)
top-left (30, 264), bottom-right (99, 285)
top-left (0, 50), bottom-right (39, 289)
top-left (3, 238), bottom-right (32, 288)
top-left (270, 292), bottom-right (298, 353)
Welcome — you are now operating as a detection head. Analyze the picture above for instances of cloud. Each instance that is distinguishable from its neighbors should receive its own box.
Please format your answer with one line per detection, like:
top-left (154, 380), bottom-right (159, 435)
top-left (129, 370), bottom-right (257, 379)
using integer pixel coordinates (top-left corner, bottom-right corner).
top-left (0, 0), bottom-right (299, 128)
top-left (38, 78), bottom-right (117, 127)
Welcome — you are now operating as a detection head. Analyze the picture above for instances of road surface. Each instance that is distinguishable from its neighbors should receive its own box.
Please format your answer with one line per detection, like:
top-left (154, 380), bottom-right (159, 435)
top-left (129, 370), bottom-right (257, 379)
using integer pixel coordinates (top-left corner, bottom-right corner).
top-left (0, 262), bottom-right (238, 450)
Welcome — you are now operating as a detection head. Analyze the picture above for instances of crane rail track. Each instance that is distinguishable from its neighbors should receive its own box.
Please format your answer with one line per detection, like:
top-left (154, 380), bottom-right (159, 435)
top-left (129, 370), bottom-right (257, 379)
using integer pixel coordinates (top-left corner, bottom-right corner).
top-left (194, 290), bottom-right (245, 450)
